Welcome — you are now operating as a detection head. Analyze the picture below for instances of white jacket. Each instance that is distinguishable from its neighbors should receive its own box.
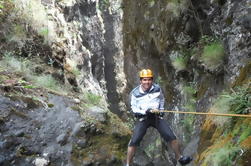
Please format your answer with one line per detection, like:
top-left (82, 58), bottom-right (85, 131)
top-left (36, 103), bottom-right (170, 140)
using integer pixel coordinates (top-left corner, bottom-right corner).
top-left (130, 83), bottom-right (165, 115)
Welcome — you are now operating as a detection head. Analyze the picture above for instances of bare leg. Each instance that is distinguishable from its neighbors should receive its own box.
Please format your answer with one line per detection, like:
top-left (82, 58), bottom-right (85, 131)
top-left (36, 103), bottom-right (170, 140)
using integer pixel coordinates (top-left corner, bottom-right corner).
top-left (170, 139), bottom-right (181, 160)
top-left (126, 146), bottom-right (136, 165)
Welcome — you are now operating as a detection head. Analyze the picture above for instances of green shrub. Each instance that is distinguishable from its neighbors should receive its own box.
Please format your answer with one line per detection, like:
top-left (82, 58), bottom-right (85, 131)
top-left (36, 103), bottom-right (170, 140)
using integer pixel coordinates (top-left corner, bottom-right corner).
top-left (72, 67), bottom-right (81, 76)
top-left (1, 53), bottom-right (22, 71)
top-left (34, 75), bottom-right (60, 91)
top-left (182, 85), bottom-right (197, 111)
top-left (172, 56), bottom-right (187, 72)
top-left (222, 86), bottom-right (250, 114)
top-left (0, 0), bottom-right (14, 21)
top-left (0, 53), bottom-right (34, 76)
top-left (99, 0), bottom-right (110, 11)
top-left (238, 124), bottom-right (251, 143)
top-left (10, 24), bottom-right (27, 42)
top-left (147, 0), bottom-right (155, 7)
top-left (181, 114), bottom-right (195, 134)
top-left (206, 145), bottom-right (241, 166)
top-left (211, 94), bottom-right (232, 126)
top-left (166, 0), bottom-right (187, 17)
top-left (155, 76), bottom-right (164, 86)
top-left (38, 27), bottom-right (49, 43)
top-left (181, 84), bottom-right (197, 142)
top-left (201, 41), bottom-right (225, 70)
top-left (83, 92), bottom-right (102, 106)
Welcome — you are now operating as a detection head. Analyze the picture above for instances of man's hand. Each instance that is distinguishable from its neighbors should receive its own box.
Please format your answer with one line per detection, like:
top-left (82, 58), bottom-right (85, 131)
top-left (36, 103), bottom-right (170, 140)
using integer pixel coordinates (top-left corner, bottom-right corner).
top-left (151, 109), bottom-right (160, 113)
top-left (146, 108), bottom-right (152, 115)
top-left (151, 109), bottom-right (164, 117)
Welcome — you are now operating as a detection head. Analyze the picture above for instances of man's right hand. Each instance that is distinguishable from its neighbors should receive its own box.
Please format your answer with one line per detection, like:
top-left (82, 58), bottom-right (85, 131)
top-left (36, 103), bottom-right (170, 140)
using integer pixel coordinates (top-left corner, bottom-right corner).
top-left (146, 109), bottom-right (153, 115)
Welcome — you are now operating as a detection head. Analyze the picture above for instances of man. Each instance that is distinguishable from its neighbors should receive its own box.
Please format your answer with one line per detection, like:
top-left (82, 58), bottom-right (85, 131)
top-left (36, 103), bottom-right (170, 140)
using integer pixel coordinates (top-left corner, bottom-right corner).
top-left (126, 69), bottom-right (192, 166)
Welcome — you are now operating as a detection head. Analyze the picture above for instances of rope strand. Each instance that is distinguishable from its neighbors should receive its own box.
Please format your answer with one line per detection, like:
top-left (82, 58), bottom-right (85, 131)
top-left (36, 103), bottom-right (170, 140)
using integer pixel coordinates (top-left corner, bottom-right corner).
top-left (152, 110), bottom-right (251, 118)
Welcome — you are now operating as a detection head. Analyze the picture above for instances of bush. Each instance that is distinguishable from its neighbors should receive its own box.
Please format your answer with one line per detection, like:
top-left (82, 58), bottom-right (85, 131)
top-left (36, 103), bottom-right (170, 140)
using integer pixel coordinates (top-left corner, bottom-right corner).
top-left (0, 0), bottom-right (14, 21)
top-left (180, 84), bottom-right (197, 142)
top-left (222, 86), bottom-right (250, 115)
top-left (83, 92), bottom-right (102, 106)
top-left (1, 53), bottom-right (22, 71)
top-left (172, 56), bottom-right (187, 72)
top-left (201, 41), bottom-right (225, 71)
top-left (210, 94), bottom-right (232, 126)
top-left (34, 75), bottom-right (60, 91)
top-left (166, 0), bottom-right (187, 17)
top-left (206, 145), bottom-right (241, 166)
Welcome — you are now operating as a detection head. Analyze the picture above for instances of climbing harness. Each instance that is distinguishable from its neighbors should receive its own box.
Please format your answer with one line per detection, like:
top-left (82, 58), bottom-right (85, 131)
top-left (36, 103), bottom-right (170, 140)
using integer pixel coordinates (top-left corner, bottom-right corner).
top-left (151, 110), bottom-right (251, 118)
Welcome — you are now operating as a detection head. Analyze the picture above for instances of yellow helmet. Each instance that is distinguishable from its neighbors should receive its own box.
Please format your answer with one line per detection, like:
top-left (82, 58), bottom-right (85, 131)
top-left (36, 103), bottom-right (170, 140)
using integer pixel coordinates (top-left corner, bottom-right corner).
top-left (139, 69), bottom-right (153, 78)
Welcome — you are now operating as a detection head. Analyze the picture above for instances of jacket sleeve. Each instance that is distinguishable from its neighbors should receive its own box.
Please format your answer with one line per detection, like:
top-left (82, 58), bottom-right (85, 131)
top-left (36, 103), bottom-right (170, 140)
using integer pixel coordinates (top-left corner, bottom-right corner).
top-left (159, 88), bottom-right (165, 110)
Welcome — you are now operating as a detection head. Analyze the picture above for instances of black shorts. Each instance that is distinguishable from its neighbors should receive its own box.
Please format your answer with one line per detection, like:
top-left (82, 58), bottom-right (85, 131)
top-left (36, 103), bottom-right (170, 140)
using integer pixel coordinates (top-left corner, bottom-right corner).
top-left (128, 116), bottom-right (176, 146)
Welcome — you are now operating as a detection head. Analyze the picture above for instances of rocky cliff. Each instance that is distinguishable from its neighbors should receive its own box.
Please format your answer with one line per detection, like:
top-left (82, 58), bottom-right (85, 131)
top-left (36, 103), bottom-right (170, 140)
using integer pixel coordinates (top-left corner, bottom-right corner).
top-left (0, 0), bottom-right (250, 165)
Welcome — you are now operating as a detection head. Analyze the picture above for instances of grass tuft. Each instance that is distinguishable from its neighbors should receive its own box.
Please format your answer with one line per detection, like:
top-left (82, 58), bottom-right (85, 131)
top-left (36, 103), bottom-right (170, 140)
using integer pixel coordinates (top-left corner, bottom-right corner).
top-left (172, 56), bottom-right (187, 72)
top-left (201, 41), bottom-right (225, 71)
top-left (210, 94), bottom-right (232, 126)
top-left (82, 92), bottom-right (102, 107)
top-left (206, 145), bottom-right (241, 166)
top-left (34, 75), bottom-right (60, 91)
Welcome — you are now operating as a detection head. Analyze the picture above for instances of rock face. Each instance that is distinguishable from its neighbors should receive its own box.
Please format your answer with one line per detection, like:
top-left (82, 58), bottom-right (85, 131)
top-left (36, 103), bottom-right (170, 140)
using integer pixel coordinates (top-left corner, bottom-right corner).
top-left (0, 86), bottom-right (130, 165)
top-left (0, 93), bottom-right (81, 165)
top-left (4, 0), bottom-right (127, 116)
top-left (1, 0), bottom-right (250, 165)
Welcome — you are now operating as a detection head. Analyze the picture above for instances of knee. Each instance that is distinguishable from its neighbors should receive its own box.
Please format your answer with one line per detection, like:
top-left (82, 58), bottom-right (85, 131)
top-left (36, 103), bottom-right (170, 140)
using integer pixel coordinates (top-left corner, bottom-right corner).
top-left (162, 133), bottom-right (177, 143)
top-left (128, 139), bottom-right (140, 147)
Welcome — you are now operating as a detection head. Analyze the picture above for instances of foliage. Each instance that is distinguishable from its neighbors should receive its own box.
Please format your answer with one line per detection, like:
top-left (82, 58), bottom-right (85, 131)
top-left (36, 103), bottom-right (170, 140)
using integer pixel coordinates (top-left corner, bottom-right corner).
top-left (1, 53), bottom-right (23, 71)
top-left (182, 84), bottom-right (197, 112)
top-left (222, 86), bottom-right (251, 115)
top-left (210, 94), bottom-right (232, 126)
top-left (181, 84), bottom-right (197, 142)
top-left (200, 118), bottom-right (251, 165)
top-left (238, 124), bottom-right (251, 143)
top-left (0, 53), bottom-right (64, 92)
top-left (71, 67), bottom-right (81, 76)
top-left (206, 144), bottom-right (241, 166)
top-left (38, 27), bottom-right (49, 42)
top-left (191, 35), bottom-right (225, 71)
top-left (166, 0), bottom-right (187, 17)
top-left (209, 85), bottom-right (250, 130)
top-left (99, 0), bottom-right (110, 11)
top-left (201, 41), bottom-right (225, 70)
top-left (0, 0), bottom-right (14, 21)
top-left (34, 75), bottom-right (60, 91)
top-left (83, 92), bottom-right (102, 106)
top-left (147, 0), bottom-right (155, 7)
top-left (8, 24), bottom-right (27, 44)
top-left (172, 56), bottom-right (187, 72)
top-left (181, 114), bottom-right (195, 135)
top-left (145, 137), bottom-right (161, 158)
top-left (155, 75), bottom-right (164, 86)
top-left (13, 0), bottom-right (50, 42)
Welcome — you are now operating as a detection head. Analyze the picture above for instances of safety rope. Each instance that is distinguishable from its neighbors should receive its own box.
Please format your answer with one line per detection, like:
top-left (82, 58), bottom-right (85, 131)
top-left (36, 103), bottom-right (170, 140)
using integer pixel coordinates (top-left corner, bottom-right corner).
top-left (152, 110), bottom-right (251, 118)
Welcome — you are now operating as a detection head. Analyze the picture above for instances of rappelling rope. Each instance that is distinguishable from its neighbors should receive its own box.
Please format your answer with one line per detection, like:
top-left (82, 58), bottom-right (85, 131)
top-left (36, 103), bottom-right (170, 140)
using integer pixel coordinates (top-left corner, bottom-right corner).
top-left (151, 110), bottom-right (251, 118)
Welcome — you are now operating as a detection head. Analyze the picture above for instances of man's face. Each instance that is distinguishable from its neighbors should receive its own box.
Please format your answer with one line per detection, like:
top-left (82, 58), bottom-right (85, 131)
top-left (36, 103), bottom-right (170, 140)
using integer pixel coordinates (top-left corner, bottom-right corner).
top-left (140, 77), bottom-right (153, 91)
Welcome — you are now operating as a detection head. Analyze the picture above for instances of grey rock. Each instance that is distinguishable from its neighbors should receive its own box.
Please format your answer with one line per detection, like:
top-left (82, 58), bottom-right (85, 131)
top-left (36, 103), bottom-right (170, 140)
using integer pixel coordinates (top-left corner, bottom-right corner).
top-left (72, 122), bottom-right (86, 137)
top-left (14, 130), bottom-right (25, 137)
top-left (241, 14), bottom-right (251, 30)
top-left (82, 160), bottom-right (93, 166)
top-left (56, 133), bottom-right (68, 146)
top-left (86, 106), bottom-right (107, 123)
top-left (76, 139), bottom-right (87, 149)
